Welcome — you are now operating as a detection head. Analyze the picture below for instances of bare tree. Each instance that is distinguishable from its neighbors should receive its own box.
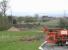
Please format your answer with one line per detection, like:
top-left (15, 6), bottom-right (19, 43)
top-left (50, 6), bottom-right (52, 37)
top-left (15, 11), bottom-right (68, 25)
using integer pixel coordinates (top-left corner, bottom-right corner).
top-left (0, 0), bottom-right (8, 16)
top-left (0, 0), bottom-right (9, 29)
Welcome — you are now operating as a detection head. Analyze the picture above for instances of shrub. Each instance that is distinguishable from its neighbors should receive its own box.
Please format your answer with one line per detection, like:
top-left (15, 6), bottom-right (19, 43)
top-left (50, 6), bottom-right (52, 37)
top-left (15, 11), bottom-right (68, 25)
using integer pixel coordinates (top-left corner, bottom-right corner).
top-left (0, 25), bottom-right (11, 31)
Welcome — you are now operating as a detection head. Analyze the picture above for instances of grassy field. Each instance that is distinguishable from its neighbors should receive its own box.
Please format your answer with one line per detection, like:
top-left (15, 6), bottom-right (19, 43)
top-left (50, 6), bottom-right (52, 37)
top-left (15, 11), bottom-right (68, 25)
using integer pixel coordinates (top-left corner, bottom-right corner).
top-left (0, 31), bottom-right (43, 50)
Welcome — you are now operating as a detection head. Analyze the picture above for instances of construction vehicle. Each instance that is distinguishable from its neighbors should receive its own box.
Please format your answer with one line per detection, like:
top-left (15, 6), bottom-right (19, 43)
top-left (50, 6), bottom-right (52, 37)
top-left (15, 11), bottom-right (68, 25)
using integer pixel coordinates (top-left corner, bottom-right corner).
top-left (47, 29), bottom-right (68, 46)
top-left (39, 27), bottom-right (68, 50)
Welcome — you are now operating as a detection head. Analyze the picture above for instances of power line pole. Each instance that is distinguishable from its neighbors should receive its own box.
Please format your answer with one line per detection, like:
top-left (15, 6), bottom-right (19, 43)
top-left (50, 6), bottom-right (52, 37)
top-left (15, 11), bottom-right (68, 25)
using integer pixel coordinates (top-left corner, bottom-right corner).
top-left (64, 10), bottom-right (66, 17)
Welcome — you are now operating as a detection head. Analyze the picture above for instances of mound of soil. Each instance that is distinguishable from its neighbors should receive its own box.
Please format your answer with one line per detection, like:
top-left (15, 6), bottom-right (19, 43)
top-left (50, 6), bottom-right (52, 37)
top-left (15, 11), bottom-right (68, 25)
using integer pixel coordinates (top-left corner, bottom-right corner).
top-left (8, 26), bottom-right (20, 31)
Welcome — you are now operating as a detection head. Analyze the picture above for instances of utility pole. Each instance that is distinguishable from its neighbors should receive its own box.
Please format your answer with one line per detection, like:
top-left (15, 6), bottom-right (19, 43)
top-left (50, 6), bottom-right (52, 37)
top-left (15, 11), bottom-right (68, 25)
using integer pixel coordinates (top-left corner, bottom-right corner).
top-left (64, 10), bottom-right (66, 17)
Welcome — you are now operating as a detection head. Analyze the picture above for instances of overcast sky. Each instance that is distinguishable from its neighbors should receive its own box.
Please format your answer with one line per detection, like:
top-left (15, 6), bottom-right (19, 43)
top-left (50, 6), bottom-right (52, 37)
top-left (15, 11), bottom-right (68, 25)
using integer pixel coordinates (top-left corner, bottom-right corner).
top-left (0, 0), bottom-right (68, 16)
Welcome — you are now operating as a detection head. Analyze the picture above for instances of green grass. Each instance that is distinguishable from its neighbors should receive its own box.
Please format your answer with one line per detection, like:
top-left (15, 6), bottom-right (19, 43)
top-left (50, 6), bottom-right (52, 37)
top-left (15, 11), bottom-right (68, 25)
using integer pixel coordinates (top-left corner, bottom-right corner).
top-left (0, 31), bottom-right (43, 50)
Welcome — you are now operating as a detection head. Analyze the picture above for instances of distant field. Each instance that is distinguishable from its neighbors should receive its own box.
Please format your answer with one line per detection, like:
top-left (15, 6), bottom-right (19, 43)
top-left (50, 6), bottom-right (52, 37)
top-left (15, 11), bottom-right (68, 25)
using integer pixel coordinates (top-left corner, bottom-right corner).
top-left (40, 19), bottom-right (60, 27)
top-left (0, 31), bottom-right (43, 50)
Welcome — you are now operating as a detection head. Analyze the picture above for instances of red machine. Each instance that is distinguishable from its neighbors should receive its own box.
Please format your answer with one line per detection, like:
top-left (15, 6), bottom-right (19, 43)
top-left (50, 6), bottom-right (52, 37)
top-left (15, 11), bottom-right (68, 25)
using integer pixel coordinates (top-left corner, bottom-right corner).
top-left (44, 27), bottom-right (68, 46)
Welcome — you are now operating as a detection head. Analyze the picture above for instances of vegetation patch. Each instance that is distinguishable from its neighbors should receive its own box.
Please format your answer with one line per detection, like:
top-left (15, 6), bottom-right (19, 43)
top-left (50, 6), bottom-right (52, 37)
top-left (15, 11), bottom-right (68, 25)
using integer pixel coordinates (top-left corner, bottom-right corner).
top-left (0, 31), bottom-right (43, 50)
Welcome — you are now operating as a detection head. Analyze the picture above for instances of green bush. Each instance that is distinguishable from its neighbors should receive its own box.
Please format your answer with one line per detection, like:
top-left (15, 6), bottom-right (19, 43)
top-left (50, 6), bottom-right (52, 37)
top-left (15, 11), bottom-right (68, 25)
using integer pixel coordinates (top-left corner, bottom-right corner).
top-left (0, 25), bottom-right (11, 31)
top-left (0, 16), bottom-right (12, 31)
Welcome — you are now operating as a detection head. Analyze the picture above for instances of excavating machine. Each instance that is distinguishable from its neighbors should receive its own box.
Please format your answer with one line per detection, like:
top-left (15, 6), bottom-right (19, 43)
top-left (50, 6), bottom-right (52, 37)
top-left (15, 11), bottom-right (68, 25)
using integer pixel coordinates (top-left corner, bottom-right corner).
top-left (39, 27), bottom-right (68, 50)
